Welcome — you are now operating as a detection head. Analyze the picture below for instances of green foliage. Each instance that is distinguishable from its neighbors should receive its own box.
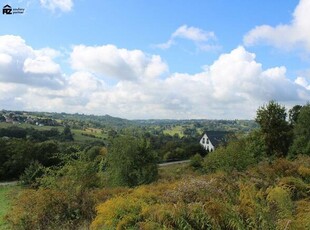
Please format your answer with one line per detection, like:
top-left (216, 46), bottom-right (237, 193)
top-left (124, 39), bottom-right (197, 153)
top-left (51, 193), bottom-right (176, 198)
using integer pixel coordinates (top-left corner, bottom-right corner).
top-left (91, 157), bottom-right (310, 230)
top-left (238, 182), bottom-right (275, 229)
top-left (0, 185), bottom-right (20, 230)
top-left (289, 104), bottom-right (302, 126)
top-left (255, 100), bottom-right (292, 156)
top-left (5, 155), bottom-right (310, 230)
top-left (0, 126), bottom-right (27, 138)
top-left (243, 129), bottom-right (267, 160)
top-left (190, 153), bottom-right (204, 170)
top-left (19, 161), bottom-right (45, 188)
top-left (5, 150), bottom-right (110, 230)
top-left (266, 186), bottom-right (293, 220)
top-left (62, 125), bottom-right (74, 141)
top-left (278, 176), bottom-right (309, 200)
top-left (6, 188), bottom-right (95, 230)
top-left (290, 103), bottom-right (310, 156)
top-left (107, 135), bottom-right (158, 187)
top-left (39, 157), bottom-right (101, 191)
top-left (0, 139), bottom-right (60, 181)
top-left (204, 138), bottom-right (256, 173)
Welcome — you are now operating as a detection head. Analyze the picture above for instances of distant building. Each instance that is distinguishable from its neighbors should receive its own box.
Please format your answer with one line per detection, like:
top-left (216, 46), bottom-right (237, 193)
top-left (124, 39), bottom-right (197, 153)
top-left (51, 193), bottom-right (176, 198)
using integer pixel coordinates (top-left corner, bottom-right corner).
top-left (199, 131), bottom-right (231, 152)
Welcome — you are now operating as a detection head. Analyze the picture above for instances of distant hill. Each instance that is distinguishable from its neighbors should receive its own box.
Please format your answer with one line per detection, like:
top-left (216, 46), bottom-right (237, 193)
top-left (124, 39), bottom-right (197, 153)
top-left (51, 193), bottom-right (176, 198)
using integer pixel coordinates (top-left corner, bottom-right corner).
top-left (0, 109), bottom-right (258, 132)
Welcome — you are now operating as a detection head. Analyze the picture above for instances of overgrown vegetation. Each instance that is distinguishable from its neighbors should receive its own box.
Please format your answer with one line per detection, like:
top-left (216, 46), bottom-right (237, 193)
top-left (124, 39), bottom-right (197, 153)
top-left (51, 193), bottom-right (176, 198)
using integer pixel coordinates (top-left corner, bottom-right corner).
top-left (1, 101), bottom-right (309, 229)
top-left (90, 156), bottom-right (310, 230)
top-left (0, 185), bottom-right (19, 230)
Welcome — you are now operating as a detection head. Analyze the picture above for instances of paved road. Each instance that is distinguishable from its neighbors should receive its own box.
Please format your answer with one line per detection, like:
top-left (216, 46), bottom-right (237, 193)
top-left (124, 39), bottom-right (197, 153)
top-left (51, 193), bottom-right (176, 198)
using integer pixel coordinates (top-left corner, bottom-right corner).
top-left (158, 160), bottom-right (190, 167)
top-left (0, 181), bottom-right (18, 186)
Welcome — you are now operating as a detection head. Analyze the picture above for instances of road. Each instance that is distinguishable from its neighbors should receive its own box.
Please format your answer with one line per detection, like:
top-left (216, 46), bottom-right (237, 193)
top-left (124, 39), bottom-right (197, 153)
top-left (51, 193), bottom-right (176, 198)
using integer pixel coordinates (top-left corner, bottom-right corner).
top-left (158, 160), bottom-right (190, 167)
top-left (0, 181), bottom-right (18, 186)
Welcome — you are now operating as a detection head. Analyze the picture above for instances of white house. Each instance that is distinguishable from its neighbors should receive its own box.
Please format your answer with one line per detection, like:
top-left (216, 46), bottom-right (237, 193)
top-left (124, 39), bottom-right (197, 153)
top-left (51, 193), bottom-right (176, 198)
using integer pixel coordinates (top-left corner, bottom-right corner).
top-left (200, 131), bottom-right (230, 152)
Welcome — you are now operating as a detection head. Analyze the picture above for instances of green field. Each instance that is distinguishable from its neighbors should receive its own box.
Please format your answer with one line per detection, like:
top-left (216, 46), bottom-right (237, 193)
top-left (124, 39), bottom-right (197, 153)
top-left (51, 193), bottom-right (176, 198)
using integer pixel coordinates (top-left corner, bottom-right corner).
top-left (0, 185), bottom-right (19, 229)
top-left (0, 122), bottom-right (64, 131)
top-left (163, 125), bottom-right (184, 137)
top-left (0, 122), bottom-right (108, 143)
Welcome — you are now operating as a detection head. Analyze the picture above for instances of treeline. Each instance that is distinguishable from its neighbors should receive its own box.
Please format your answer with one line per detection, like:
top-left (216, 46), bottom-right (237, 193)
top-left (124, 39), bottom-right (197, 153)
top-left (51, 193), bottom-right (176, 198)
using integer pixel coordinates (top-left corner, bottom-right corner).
top-left (200, 101), bottom-right (310, 174)
top-left (0, 125), bottom-right (75, 180)
top-left (0, 140), bottom-right (76, 181)
top-left (0, 125), bottom-right (73, 142)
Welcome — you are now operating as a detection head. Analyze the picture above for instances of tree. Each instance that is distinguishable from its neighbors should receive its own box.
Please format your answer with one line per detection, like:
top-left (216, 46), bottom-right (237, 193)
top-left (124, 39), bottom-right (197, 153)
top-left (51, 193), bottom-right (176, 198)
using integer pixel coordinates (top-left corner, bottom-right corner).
top-left (289, 105), bottom-right (302, 126)
top-left (62, 125), bottom-right (74, 141)
top-left (107, 135), bottom-right (158, 187)
top-left (290, 103), bottom-right (310, 156)
top-left (255, 101), bottom-right (291, 157)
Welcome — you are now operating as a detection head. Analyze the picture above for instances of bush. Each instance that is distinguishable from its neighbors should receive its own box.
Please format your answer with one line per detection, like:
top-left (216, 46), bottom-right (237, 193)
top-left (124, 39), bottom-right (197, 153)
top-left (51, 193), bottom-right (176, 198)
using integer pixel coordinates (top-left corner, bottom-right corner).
top-left (107, 136), bottom-right (158, 187)
top-left (204, 138), bottom-right (256, 173)
top-left (19, 161), bottom-right (45, 188)
top-left (190, 153), bottom-right (203, 170)
top-left (6, 188), bottom-right (96, 230)
top-left (266, 186), bottom-right (294, 229)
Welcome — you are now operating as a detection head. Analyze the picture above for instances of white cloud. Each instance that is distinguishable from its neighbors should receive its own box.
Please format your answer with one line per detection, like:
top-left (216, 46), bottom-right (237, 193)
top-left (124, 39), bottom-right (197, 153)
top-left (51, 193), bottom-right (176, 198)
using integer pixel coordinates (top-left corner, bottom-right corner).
top-left (0, 36), bottom-right (309, 119)
top-left (40, 0), bottom-right (73, 12)
top-left (173, 25), bottom-right (215, 42)
top-left (244, 0), bottom-right (310, 52)
top-left (70, 44), bottom-right (168, 81)
top-left (295, 77), bottom-right (310, 90)
top-left (68, 46), bottom-right (310, 119)
top-left (156, 25), bottom-right (219, 51)
top-left (0, 35), bottom-right (65, 89)
top-left (0, 53), bottom-right (12, 65)
top-left (23, 56), bottom-right (60, 74)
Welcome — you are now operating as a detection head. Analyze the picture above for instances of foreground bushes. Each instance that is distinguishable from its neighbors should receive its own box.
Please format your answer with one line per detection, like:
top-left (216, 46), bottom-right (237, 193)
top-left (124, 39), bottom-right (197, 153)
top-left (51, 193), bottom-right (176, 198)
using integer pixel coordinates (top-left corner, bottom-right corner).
top-left (5, 186), bottom-right (129, 230)
top-left (5, 152), bottom-right (310, 229)
top-left (90, 156), bottom-right (310, 230)
top-left (203, 136), bottom-right (259, 173)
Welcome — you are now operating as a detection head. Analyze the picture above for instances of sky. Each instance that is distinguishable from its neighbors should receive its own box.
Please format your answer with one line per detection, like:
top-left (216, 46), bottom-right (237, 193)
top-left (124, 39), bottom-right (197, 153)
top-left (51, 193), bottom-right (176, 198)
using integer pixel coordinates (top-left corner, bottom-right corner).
top-left (0, 0), bottom-right (310, 119)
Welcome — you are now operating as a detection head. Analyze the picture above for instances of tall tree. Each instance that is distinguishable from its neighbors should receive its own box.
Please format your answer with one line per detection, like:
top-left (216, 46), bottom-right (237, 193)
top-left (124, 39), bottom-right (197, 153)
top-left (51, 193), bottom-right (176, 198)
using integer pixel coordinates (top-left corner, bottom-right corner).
top-left (107, 135), bottom-right (158, 187)
top-left (288, 105), bottom-right (302, 126)
top-left (290, 103), bottom-right (310, 156)
top-left (255, 101), bottom-right (291, 157)
top-left (62, 125), bottom-right (74, 141)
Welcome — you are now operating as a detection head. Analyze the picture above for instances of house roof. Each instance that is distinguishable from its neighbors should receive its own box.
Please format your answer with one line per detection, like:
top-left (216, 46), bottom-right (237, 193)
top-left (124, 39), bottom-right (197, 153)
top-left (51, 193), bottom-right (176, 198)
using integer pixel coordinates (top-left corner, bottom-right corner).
top-left (202, 131), bottom-right (231, 147)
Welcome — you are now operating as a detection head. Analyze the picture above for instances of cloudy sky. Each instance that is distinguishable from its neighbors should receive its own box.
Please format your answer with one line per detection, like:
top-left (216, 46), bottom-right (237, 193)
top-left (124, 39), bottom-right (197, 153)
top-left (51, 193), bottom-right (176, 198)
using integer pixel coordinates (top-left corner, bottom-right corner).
top-left (0, 0), bottom-right (310, 119)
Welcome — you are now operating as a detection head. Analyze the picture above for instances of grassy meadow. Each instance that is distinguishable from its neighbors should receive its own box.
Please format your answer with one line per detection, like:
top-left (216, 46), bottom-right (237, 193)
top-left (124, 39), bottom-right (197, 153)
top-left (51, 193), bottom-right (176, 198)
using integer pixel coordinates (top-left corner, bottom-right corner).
top-left (0, 185), bottom-right (20, 229)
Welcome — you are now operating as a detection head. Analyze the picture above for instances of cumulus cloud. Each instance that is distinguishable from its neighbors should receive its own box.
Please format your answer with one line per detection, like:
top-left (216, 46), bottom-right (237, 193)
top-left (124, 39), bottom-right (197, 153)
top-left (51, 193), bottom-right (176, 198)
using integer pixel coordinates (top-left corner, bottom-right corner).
top-left (1, 36), bottom-right (309, 119)
top-left (40, 0), bottom-right (73, 12)
top-left (68, 46), bottom-right (310, 119)
top-left (70, 44), bottom-right (168, 81)
top-left (0, 35), bottom-right (65, 89)
top-left (156, 25), bottom-right (219, 51)
top-left (295, 77), bottom-right (310, 90)
top-left (244, 0), bottom-right (310, 52)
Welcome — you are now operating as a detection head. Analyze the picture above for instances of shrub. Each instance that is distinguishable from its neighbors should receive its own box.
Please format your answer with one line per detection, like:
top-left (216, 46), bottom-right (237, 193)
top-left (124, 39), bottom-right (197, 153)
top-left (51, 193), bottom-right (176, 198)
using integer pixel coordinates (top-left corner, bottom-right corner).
top-left (290, 200), bottom-right (310, 229)
top-left (266, 186), bottom-right (293, 220)
top-left (19, 161), bottom-right (45, 188)
top-left (6, 188), bottom-right (96, 230)
top-left (204, 138), bottom-right (256, 173)
top-left (278, 176), bottom-right (309, 200)
top-left (190, 153), bottom-right (203, 170)
top-left (238, 182), bottom-right (275, 229)
top-left (107, 136), bottom-right (158, 187)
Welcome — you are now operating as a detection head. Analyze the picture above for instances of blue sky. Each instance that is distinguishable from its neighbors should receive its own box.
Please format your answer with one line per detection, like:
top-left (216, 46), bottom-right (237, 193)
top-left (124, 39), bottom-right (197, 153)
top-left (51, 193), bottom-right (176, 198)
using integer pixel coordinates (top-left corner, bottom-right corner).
top-left (0, 0), bottom-right (309, 119)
